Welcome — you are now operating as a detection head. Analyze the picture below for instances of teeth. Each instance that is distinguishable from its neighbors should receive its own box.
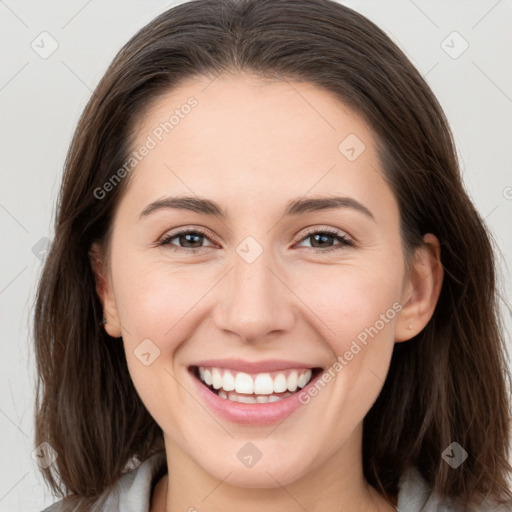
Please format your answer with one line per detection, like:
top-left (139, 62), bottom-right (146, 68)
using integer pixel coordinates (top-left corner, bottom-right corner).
top-left (298, 369), bottom-right (312, 388)
top-left (197, 366), bottom-right (315, 395)
top-left (212, 368), bottom-right (223, 389)
top-left (234, 372), bottom-right (254, 394)
top-left (287, 371), bottom-right (298, 392)
top-left (216, 390), bottom-right (293, 403)
top-left (273, 373), bottom-right (288, 393)
top-left (254, 373), bottom-right (274, 394)
top-left (222, 370), bottom-right (235, 391)
top-left (237, 395), bottom-right (257, 404)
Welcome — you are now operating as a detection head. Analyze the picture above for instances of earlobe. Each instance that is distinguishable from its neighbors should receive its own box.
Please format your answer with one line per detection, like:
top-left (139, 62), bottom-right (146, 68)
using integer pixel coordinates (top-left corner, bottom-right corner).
top-left (395, 233), bottom-right (444, 342)
top-left (89, 242), bottom-right (122, 338)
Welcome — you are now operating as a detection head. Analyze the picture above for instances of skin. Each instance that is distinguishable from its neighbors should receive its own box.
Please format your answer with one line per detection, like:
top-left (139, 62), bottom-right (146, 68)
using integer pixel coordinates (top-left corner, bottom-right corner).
top-left (91, 72), bottom-right (443, 512)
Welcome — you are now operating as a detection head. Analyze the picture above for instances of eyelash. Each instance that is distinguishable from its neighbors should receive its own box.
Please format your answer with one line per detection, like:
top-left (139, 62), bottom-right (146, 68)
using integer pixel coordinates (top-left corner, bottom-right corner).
top-left (157, 227), bottom-right (354, 254)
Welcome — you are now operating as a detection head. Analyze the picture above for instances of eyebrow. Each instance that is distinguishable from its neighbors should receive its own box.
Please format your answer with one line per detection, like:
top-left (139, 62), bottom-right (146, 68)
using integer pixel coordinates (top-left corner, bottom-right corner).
top-left (139, 195), bottom-right (375, 221)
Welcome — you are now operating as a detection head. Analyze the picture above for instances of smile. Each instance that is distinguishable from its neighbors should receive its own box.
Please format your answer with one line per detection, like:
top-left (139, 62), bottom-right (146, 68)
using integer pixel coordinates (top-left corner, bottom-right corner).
top-left (191, 365), bottom-right (323, 404)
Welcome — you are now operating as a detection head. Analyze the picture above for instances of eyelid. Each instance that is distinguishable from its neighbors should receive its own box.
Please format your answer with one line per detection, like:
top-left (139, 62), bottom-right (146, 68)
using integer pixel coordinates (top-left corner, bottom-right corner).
top-left (294, 225), bottom-right (353, 243)
top-left (292, 227), bottom-right (354, 253)
top-left (157, 226), bottom-right (217, 247)
top-left (157, 224), bottom-right (354, 254)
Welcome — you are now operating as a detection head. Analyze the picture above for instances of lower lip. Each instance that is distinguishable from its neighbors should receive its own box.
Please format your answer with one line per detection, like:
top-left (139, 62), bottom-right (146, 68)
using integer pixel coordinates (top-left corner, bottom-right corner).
top-left (188, 368), bottom-right (322, 426)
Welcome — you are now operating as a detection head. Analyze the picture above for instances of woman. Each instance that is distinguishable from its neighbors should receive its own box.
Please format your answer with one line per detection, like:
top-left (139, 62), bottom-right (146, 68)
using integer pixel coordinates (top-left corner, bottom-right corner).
top-left (35, 0), bottom-right (512, 510)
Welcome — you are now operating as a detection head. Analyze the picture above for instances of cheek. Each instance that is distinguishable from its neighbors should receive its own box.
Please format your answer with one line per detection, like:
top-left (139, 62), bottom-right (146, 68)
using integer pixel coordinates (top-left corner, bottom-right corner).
top-left (298, 262), bottom-right (402, 407)
top-left (305, 261), bottom-right (402, 347)
top-left (330, 282), bottom-right (399, 353)
top-left (112, 257), bottom-right (207, 345)
top-left (112, 260), bottom-right (202, 434)
top-left (273, 265), bottom-right (403, 471)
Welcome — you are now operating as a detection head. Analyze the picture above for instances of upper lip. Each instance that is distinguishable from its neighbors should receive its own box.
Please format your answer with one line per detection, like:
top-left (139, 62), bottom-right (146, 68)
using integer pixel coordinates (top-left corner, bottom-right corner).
top-left (190, 358), bottom-right (321, 374)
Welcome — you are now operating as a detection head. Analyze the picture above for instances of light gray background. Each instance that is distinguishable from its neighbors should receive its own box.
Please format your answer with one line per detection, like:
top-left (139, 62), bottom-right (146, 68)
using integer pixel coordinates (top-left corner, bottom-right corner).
top-left (1, 1), bottom-right (511, 510)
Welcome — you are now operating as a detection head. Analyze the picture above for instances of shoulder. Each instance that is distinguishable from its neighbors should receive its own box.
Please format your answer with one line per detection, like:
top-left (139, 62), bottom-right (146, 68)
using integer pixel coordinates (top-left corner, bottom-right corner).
top-left (397, 466), bottom-right (512, 512)
top-left (39, 451), bottom-right (167, 512)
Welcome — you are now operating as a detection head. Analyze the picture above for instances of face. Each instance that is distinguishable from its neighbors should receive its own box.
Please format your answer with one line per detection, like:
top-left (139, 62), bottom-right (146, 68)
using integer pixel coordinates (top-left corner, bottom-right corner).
top-left (94, 73), bottom-right (438, 489)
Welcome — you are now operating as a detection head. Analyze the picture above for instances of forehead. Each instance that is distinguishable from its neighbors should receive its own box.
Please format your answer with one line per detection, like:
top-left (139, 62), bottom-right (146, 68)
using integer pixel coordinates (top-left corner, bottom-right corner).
top-left (124, 73), bottom-right (397, 223)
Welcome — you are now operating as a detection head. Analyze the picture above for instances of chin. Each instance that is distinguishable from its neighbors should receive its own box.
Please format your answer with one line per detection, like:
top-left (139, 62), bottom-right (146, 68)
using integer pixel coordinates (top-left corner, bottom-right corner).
top-left (195, 449), bottom-right (312, 489)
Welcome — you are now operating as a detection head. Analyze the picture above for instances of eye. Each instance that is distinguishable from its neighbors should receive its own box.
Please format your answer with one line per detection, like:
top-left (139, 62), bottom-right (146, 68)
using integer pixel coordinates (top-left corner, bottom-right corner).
top-left (295, 228), bottom-right (353, 253)
top-left (157, 227), bottom-right (354, 255)
top-left (158, 228), bottom-right (215, 254)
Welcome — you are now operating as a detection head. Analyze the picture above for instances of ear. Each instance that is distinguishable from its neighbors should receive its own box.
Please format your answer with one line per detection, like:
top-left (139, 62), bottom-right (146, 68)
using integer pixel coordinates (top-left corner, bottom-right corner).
top-left (395, 233), bottom-right (444, 342)
top-left (89, 242), bottom-right (122, 338)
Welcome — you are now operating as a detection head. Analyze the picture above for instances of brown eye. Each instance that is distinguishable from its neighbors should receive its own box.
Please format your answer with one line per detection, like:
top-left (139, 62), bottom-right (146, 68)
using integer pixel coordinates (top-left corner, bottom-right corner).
top-left (296, 229), bottom-right (353, 252)
top-left (159, 229), bottom-right (215, 253)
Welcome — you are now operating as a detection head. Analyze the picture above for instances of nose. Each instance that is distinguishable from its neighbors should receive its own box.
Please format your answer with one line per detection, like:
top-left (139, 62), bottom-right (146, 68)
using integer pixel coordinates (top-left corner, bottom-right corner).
top-left (213, 248), bottom-right (296, 343)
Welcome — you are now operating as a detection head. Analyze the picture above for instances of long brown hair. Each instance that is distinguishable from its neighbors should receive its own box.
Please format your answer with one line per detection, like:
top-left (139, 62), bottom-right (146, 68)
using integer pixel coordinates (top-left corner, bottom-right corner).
top-left (34, 0), bottom-right (512, 509)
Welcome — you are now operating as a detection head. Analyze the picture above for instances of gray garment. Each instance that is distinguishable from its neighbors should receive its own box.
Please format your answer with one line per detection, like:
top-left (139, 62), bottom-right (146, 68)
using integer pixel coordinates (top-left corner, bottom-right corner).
top-left (41, 452), bottom-right (511, 512)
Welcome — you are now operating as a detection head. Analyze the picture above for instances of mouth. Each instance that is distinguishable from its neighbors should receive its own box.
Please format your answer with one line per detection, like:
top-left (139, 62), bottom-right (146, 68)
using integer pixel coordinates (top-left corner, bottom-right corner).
top-left (189, 365), bottom-right (323, 404)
